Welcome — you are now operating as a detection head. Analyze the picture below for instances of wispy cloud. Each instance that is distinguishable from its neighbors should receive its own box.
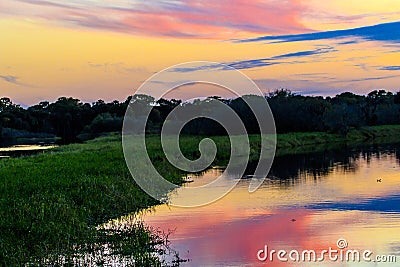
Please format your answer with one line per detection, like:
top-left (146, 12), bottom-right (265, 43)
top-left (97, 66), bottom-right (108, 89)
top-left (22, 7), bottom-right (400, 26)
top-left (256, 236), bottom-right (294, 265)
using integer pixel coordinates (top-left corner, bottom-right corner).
top-left (171, 47), bottom-right (336, 71)
top-left (333, 75), bottom-right (400, 83)
top-left (379, 66), bottom-right (400, 71)
top-left (271, 47), bottom-right (336, 60)
top-left (0, 74), bottom-right (33, 87)
top-left (337, 40), bottom-right (359, 45)
top-left (14, 0), bottom-right (78, 9)
top-left (87, 62), bottom-right (147, 74)
top-left (0, 75), bottom-right (21, 85)
top-left (238, 21), bottom-right (400, 44)
top-left (227, 60), bottom-right (279, 70)
top-left (1, 0), bottom-right (309, 38)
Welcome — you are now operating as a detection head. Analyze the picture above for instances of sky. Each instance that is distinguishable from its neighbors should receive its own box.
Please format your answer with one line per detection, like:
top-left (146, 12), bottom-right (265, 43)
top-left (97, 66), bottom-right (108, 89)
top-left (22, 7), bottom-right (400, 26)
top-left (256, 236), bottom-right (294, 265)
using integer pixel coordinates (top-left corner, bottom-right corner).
top-left (1, 0), bottom-right (400, 106)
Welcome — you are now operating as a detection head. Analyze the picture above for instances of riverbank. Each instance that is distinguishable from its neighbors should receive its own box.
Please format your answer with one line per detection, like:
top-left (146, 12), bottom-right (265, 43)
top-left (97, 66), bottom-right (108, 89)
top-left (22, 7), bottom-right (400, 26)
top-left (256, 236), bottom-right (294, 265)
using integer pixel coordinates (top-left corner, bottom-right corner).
top-left (1, 125), bottom-right (400, 265)
top-left (278, 125), bottom-right (400, 148)
top-left (276, 125), bottom-right (400, 156)
top-left (0, 135), bottom-right (184, 266)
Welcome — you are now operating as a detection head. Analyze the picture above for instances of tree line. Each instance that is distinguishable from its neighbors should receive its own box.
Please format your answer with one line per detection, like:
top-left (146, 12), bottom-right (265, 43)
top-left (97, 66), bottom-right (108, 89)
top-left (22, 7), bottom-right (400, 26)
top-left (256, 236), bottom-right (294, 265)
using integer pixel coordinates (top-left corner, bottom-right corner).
top-left (1, 89), bottom-right (399, 142)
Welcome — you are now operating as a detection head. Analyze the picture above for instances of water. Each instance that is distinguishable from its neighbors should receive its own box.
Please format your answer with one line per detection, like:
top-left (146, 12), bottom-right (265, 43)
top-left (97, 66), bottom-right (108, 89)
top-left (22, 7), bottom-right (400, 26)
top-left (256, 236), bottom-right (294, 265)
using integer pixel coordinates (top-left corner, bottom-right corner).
top-left (0, 143), bottom-right (57, 157)
top-left (134, 143), bottom-right (400, 266)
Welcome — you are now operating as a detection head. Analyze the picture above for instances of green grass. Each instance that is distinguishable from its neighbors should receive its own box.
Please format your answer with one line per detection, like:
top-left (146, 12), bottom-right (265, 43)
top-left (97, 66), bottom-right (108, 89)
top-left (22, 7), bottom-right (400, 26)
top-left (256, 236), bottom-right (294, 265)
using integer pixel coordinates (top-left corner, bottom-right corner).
top-left (0, 134), bottom-right (184, 266)
top-left (1, 125), bottom-right (400, 265)
top-left (275, 125), bottom-right (400, 155)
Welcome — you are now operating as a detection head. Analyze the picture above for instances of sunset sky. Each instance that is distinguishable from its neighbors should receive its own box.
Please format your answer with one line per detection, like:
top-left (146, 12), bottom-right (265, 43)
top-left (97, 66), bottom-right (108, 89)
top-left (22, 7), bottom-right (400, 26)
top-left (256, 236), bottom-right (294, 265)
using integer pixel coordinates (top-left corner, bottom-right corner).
top-left (1, 0), bottom-right (400, 106)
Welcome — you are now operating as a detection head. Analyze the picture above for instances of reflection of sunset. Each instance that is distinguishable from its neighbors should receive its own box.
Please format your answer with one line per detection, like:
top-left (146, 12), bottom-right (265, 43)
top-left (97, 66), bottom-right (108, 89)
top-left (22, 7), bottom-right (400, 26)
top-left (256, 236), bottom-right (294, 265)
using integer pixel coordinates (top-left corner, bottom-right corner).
top-left (147, 208), bottom-right (312, 266)
top-left (308, 211), bottom-right (400, 253)
top-left (320, 154), bottom-right (400, 199)
top-left (134, 149), bottom-right (400, 265)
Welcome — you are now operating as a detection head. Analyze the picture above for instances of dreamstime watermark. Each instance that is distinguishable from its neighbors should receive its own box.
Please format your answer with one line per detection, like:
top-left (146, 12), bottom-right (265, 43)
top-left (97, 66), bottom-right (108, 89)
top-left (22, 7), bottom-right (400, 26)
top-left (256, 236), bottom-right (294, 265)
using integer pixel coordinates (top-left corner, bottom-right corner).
top-left (257, 238), bottom-right (398, 263)
top-left (122, 61), bottom-right (276, 207)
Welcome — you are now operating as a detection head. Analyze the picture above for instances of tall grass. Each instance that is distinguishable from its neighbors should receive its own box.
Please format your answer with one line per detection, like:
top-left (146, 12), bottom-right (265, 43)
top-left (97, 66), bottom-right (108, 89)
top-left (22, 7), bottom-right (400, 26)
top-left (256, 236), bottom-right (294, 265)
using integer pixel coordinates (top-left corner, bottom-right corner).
top-left (1, 125), bottom-right (400, 265)
top-left (0, 134), bottom-right (183, 266)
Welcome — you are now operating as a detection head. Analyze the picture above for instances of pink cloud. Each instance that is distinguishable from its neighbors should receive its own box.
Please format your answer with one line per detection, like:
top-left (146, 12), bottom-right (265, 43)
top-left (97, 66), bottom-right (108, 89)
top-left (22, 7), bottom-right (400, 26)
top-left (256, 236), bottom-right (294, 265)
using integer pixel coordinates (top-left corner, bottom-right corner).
top-left (1, 0), bottom-right (309, 38)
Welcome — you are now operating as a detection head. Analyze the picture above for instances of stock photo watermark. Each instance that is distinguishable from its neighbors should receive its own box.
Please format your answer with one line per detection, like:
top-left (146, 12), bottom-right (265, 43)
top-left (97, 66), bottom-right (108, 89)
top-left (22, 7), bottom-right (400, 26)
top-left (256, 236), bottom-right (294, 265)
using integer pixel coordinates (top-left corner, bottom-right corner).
top-left (122, 61), bottom-right (276, 207)
top-left (257, 238), bottom-right (398, 263)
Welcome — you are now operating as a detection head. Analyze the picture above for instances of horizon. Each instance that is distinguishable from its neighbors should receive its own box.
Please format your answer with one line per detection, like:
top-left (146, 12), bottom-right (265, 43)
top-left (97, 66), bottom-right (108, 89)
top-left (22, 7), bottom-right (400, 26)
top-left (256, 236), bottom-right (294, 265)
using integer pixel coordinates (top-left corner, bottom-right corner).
top-left (2, 88), bottom-right (397, 108)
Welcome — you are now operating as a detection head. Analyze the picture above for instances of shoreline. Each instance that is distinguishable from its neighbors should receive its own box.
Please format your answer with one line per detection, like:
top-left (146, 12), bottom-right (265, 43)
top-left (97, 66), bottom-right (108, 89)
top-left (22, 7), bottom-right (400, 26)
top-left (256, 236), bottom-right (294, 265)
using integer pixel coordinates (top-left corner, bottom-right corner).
top-left (2, 125), bottom-right (400, 265)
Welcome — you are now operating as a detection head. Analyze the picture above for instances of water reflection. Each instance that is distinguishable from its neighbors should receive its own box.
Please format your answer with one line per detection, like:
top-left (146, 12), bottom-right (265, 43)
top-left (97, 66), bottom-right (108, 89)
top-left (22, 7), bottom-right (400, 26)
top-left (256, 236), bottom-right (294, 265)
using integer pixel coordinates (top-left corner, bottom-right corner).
top-left (135, 143), bottom-right (400, 266)
top-left (0, 144), bottom-right (57, 158)
top-left (243, 143), bottom-right (400, 180)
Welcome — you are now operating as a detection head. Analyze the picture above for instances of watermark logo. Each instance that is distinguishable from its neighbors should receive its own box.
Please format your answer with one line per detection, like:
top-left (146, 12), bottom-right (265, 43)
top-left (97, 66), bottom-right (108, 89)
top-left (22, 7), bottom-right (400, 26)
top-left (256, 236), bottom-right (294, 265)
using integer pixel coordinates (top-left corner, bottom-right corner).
top-left (122, 61), bottom-right (276, 207)
top-left (257, 238), bottom-right (397, 263)
top-left (336, 238), bottom-right (348, 249)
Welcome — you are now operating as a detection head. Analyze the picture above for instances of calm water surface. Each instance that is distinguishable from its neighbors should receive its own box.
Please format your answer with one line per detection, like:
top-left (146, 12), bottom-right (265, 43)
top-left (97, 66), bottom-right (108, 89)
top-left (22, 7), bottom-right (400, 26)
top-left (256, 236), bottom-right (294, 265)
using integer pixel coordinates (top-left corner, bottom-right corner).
top-left (0, 143), bottom-right (57, 157)
top-left (140, 144), bottom-right (400, 266)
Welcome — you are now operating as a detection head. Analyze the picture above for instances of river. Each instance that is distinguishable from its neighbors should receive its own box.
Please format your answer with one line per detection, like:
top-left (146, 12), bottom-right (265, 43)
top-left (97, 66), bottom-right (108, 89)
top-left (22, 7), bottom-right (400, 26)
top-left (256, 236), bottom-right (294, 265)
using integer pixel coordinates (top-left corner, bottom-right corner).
top-left (0, 141), bottom-right (57, 158)
top-left (139, 143), bottom-right (400, 266)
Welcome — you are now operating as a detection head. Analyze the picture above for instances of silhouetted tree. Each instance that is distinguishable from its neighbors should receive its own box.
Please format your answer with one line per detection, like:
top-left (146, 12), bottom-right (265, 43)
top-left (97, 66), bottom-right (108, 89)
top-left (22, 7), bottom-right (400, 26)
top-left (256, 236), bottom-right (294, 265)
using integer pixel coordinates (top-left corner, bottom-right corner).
top-left (1, 89), bottom-right (400, 142)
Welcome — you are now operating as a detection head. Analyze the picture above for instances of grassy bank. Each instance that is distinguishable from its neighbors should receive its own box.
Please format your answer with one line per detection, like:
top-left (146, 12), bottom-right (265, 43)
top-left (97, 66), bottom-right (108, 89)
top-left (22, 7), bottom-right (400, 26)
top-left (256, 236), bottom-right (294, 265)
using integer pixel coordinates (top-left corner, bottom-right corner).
top-left (278, 125), bottom-right (400, 148)
top-left (1, 125), bottom-right (400, 265)
top-left (0, 135), bottom-right (184, 266)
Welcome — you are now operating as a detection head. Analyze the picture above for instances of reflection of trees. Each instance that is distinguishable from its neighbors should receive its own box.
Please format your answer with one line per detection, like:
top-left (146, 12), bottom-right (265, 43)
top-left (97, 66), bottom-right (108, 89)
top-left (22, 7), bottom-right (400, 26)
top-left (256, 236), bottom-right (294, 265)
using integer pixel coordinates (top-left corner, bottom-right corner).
top-left (227, 143), bottom-right (400, 184)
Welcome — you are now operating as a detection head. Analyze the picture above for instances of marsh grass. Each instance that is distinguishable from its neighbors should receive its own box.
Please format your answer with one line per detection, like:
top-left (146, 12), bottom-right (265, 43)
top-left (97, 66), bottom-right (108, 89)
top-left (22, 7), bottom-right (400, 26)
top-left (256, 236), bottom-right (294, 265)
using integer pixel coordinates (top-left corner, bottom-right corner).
top-left (0, 134), bottom-right (183, 266)
top-left (1, 125), bottom-right (400, 265)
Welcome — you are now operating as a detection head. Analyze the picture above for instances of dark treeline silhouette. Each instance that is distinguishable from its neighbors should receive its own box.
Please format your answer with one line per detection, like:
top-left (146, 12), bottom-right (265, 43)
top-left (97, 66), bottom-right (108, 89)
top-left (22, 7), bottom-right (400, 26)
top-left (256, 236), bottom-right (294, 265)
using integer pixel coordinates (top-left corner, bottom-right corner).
top-left (1, 89), bottom-right (400, 142)
top-left (0, 97), bottom-right (129, 143)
